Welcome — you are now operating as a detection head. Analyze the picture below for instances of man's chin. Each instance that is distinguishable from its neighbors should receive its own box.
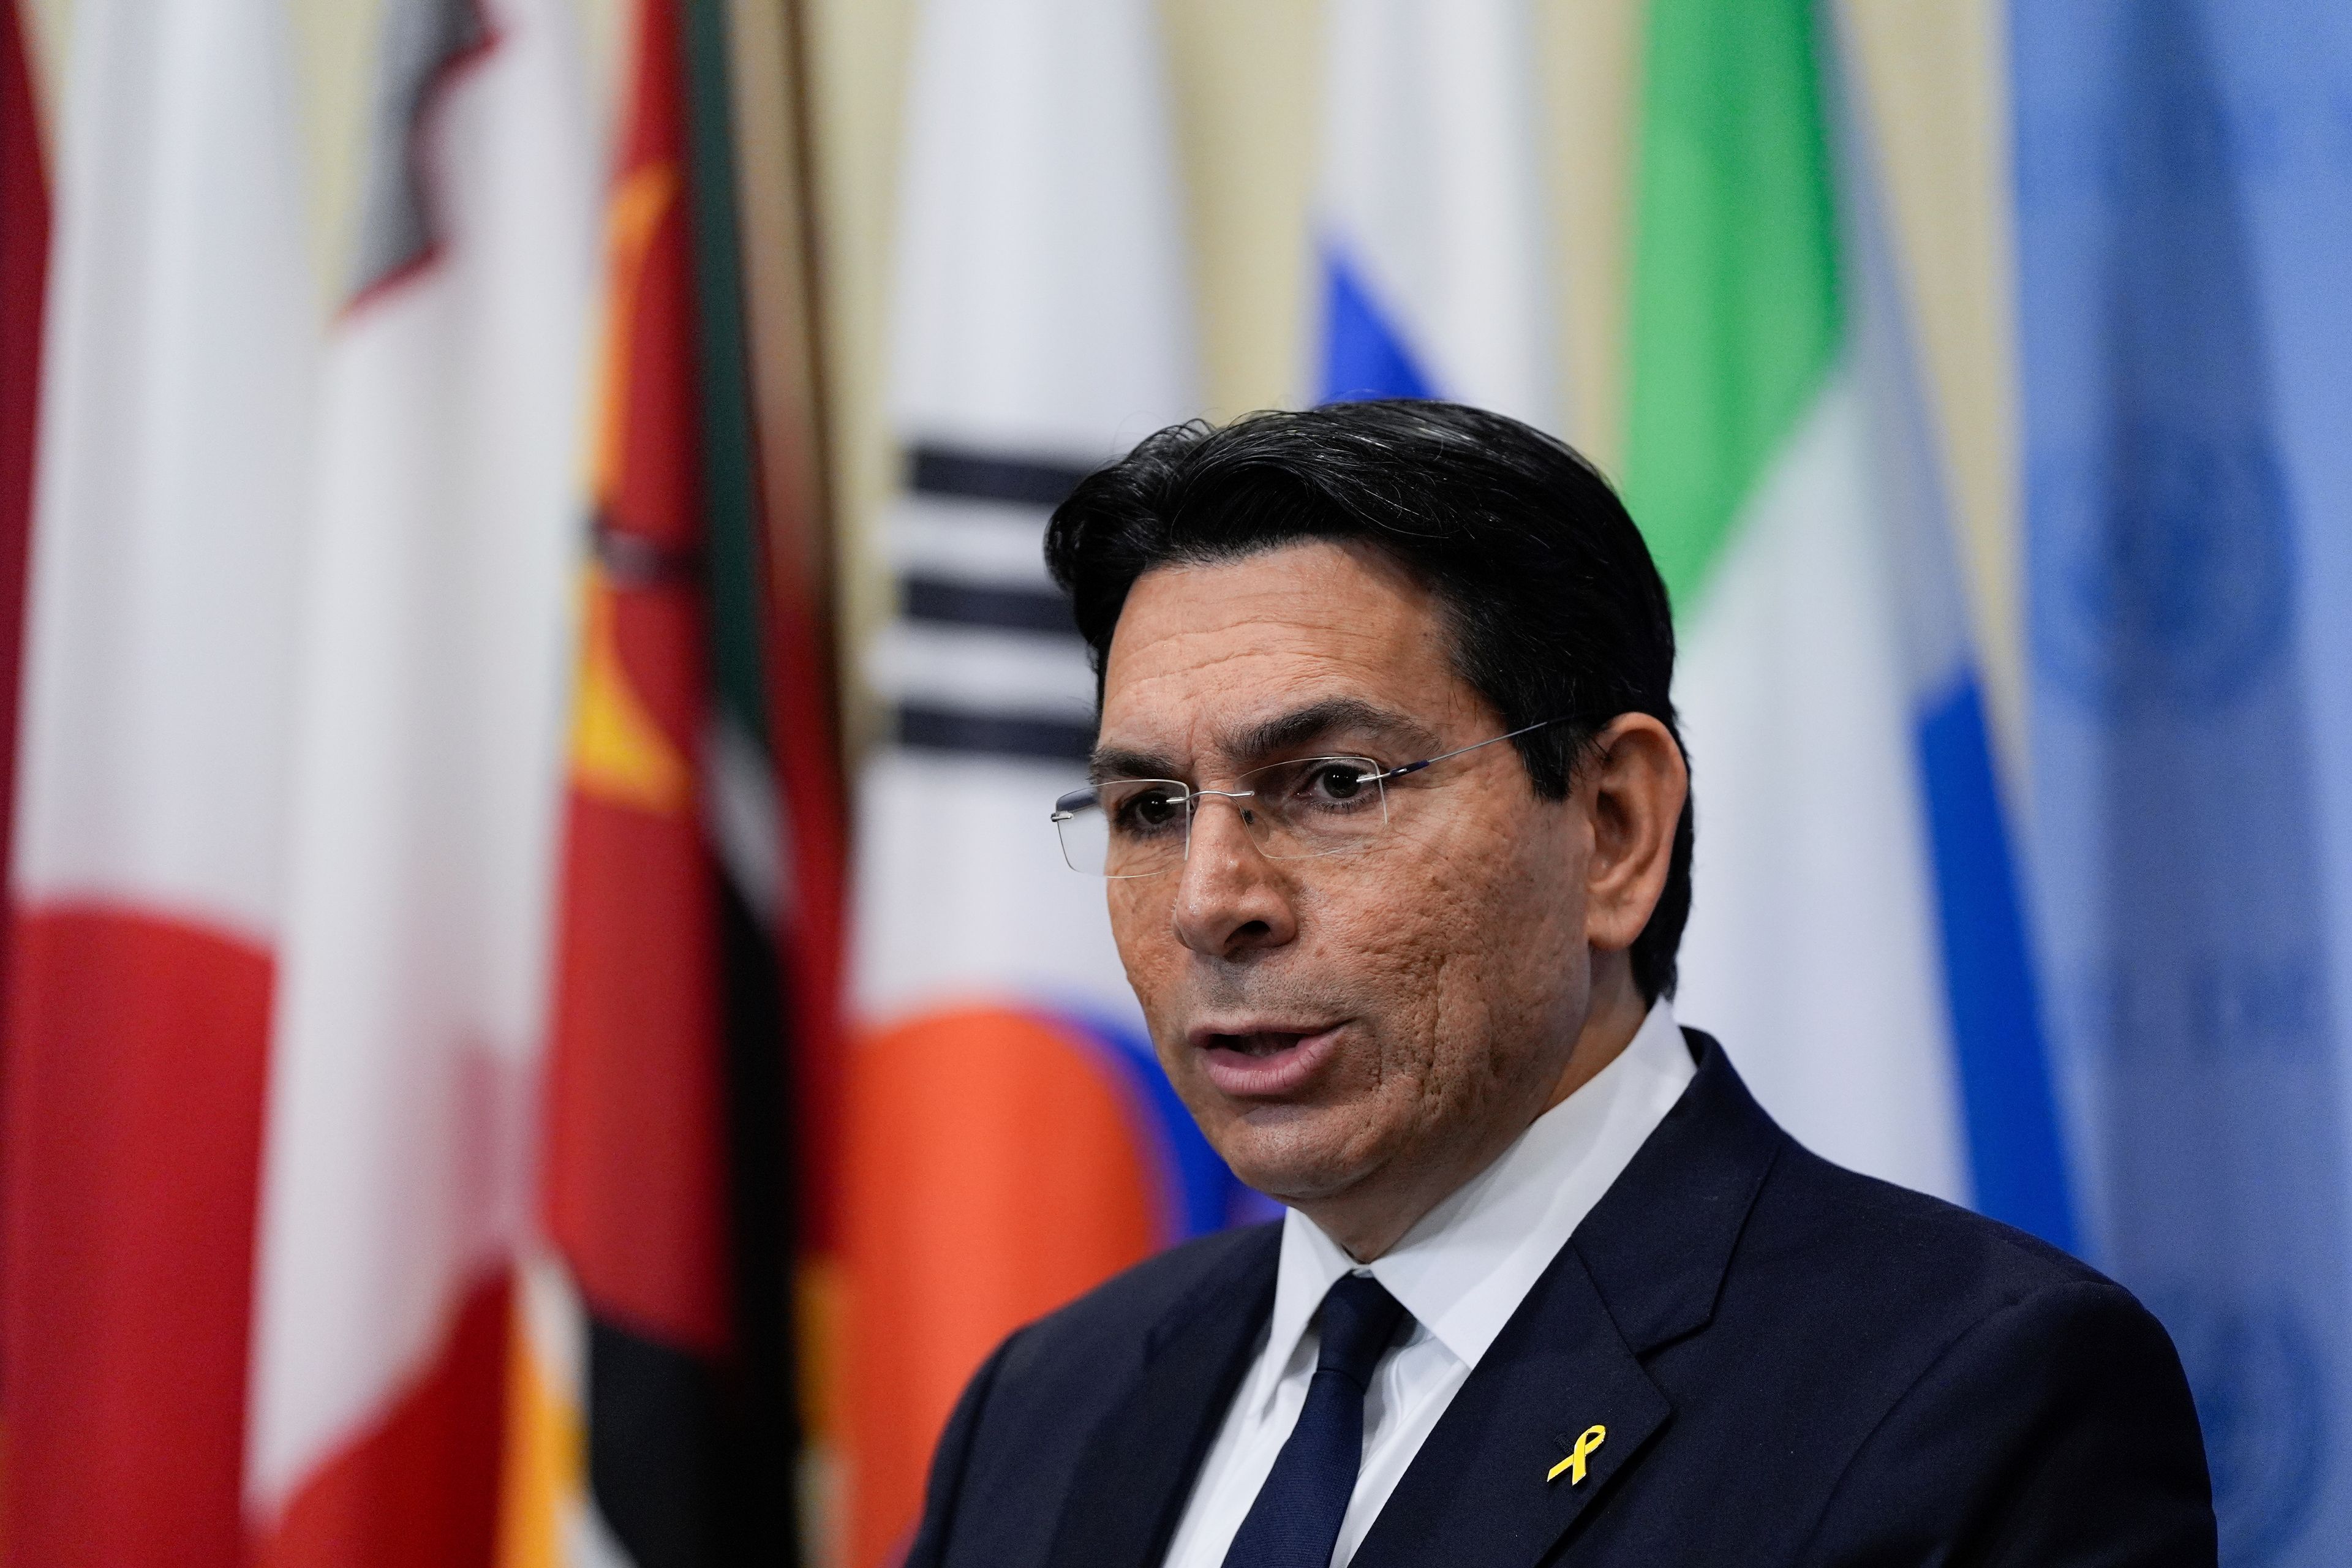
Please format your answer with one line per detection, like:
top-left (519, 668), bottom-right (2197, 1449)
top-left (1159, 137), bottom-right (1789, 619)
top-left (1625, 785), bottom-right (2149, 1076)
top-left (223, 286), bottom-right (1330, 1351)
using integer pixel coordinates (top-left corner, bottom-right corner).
top-left (1210, 1112), bottom-right (1384, 1210)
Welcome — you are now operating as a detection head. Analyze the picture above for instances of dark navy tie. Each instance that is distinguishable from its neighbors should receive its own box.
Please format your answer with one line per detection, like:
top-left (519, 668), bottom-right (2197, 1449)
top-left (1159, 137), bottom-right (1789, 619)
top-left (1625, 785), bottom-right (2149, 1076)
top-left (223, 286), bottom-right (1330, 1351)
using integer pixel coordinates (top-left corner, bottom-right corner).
top-left (1221, 1272), bottom-right (1411, 1568)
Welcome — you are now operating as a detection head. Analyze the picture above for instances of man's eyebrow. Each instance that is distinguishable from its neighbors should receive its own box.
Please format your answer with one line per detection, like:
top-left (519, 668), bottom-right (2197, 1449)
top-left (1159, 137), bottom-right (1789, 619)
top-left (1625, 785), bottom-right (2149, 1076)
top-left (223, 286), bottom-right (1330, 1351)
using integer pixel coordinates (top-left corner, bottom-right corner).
top-left (1088, 697), bottom-right (1436, 783)
top-left (1088, 742), bottom-right (1180, 783)
top-left (1224, 696), bottom-right (1436, 766)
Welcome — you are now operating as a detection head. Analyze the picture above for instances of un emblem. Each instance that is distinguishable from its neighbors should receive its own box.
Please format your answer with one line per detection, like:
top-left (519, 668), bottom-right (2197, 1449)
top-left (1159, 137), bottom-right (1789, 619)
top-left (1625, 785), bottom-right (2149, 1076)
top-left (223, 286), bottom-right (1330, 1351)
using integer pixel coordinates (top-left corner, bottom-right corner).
top-left (2150, 1288), bottom-right (2329, 1564)
top-left (2029, 423), bottom-right (2293, 714)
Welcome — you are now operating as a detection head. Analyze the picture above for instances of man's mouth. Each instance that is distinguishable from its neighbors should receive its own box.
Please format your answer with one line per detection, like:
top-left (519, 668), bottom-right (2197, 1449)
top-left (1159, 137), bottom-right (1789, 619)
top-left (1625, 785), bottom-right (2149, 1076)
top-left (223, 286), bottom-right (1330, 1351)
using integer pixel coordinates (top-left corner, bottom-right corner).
top-left (1215, 1031), bottom-right (1306, 1057)
top-left (1189, 1022), bottom-right (1347, 1098)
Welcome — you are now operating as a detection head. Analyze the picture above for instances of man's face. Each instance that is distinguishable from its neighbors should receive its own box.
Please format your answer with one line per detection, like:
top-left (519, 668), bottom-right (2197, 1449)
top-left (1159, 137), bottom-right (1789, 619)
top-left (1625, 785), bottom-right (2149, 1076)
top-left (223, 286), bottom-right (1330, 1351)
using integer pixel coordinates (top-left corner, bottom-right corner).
top-left (1096, 540), bottom-right (1595, 1219)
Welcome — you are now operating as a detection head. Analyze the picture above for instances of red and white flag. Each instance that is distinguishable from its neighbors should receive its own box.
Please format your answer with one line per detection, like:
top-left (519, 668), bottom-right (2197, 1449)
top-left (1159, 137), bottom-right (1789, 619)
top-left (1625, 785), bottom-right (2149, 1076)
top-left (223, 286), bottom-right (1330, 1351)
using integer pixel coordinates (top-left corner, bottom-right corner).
top-left (2, 0), bottom-right (317, 1559)
top-left (241, 0), bottom-right (598, 1559)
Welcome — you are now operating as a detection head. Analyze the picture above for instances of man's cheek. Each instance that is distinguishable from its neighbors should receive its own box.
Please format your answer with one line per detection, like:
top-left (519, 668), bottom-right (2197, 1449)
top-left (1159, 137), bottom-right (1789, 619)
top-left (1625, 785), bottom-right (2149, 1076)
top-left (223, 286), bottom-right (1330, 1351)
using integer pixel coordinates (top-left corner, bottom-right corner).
top-left (1337, 897), bottom-right (1458, 1008)
top-left (1115, 926), bottom-right (1179, 1022)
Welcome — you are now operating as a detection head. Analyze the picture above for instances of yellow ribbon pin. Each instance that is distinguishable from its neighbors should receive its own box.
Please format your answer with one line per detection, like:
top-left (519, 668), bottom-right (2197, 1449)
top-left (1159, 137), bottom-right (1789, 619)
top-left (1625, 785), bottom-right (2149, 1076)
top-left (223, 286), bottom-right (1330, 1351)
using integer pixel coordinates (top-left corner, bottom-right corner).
top-left (1547, 1424), bottom-right (1607, 1485)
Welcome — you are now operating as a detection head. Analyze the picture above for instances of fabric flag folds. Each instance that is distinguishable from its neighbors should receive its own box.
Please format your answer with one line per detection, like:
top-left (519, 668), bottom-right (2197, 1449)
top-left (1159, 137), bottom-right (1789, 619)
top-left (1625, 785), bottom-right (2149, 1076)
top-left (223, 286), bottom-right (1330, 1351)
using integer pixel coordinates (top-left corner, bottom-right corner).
top-left (1624, 0), bottom-right (2070, 1243)
top-left (0, 0), bottom-right (316, 1560)
top-left (2013, 1), bottom-right (2352, 1558)
top-left (844, 0), bottom-right (1234, 1559)
top-left (497, 1), bottom-right (810, 1562)
top-left (1313, 0), bottom-right (1553, 424)
top-left (240, 0), bottom-right (597, 1560)
top-left (1, 2), bottom-right (827, 1563)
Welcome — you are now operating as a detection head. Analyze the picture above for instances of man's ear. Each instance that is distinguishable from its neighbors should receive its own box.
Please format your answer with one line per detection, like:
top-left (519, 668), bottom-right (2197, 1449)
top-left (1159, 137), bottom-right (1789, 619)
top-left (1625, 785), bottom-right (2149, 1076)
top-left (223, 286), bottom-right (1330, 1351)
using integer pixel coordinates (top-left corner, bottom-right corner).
top-left (1578, 714), bottom-right (1687, 954)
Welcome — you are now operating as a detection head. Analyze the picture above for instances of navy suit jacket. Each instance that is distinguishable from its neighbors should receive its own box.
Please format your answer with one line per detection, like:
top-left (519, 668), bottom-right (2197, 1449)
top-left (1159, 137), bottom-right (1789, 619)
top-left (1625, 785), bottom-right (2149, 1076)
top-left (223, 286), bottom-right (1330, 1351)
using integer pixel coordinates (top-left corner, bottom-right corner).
top-left (906, 1030), bottom-right (2215, 1567)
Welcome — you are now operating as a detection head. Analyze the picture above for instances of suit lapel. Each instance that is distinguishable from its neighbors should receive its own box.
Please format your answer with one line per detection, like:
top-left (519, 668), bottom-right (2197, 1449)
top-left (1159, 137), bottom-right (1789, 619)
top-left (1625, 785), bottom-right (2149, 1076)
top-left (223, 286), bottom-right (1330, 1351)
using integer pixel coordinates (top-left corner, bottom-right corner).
top-left (1044, 1224), bottom-right (1281, 1568)
top-left (1350, 1241), bottom-right (1670, 1568)
top-left (1572, 1030), bottom-right (1784, 1354)
top-left (1352, 1031), bottom-right (1785, 1568)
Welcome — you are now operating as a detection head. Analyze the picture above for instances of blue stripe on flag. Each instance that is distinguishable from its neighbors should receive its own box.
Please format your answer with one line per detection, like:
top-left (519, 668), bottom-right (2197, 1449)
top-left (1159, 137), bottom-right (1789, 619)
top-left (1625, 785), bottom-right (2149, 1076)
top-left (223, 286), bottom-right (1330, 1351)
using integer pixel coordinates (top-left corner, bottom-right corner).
top-left (1318, 248), bottom-right (1434, 404)
top-left (1915, 675), bottom-right (2075, 1251)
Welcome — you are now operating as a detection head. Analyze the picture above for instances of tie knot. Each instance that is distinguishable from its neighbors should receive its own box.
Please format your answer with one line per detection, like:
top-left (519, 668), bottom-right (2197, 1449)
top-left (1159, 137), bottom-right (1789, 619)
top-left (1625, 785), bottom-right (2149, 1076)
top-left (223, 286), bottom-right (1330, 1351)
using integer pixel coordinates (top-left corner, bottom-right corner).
top-left (1314, 1272), bottom-right (1408, 1387)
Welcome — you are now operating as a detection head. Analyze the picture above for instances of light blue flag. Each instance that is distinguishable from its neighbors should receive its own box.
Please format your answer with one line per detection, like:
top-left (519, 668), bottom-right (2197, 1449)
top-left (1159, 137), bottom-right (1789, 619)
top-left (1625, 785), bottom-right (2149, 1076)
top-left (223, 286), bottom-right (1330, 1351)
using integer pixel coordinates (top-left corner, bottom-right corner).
top-left (2013, 2), bottom-right (2352, 1560)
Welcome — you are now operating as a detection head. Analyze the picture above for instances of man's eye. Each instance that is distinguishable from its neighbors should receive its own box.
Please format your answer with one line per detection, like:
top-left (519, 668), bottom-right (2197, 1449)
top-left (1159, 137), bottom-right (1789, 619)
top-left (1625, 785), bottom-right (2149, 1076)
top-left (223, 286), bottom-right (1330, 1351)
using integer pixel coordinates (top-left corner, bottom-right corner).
top-left (1114, 790), bottom-right (1185, 832)
top-left (1289, 763), bottom-right (1376, 807)
top-left (1309, 764), bottom-right (1365, 801)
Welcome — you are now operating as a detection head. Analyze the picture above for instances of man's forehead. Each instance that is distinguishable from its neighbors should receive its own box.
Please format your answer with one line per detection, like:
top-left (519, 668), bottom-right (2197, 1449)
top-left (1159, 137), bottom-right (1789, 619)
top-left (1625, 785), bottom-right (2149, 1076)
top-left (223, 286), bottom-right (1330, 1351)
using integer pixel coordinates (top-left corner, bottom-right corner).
top-left (1101, 543), bottom-right (1443, 687)
top-left (1094, 544), bottom-right (1464, 777)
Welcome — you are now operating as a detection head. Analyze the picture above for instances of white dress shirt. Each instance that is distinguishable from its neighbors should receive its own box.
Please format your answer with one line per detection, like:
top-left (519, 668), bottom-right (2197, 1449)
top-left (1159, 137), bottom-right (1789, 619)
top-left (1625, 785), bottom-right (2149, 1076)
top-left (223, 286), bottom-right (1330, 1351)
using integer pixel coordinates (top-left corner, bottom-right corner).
top-left (1159, 1000), bottom-right (1698, 1568)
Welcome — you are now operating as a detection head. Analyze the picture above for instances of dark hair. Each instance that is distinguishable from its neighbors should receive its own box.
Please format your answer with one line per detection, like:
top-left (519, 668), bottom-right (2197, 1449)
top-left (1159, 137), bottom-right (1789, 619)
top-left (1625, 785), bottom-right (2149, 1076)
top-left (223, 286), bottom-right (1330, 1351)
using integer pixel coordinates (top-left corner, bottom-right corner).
top-left (1044, 399), bottom-right (1694, 1001)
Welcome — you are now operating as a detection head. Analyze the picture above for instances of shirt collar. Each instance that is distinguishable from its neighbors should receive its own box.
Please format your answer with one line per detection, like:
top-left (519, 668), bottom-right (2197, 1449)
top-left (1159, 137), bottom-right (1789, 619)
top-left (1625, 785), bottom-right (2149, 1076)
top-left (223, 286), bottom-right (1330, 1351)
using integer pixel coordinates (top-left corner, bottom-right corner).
top-left (1253, 999), bottom-right (1696, 1408)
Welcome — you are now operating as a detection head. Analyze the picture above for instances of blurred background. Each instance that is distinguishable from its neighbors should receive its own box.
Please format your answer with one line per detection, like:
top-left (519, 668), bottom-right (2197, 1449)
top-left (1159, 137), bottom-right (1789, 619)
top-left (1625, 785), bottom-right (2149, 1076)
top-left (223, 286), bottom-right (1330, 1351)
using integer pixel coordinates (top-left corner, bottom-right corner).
top-left (1, 0), bottom-right (2348, 1565)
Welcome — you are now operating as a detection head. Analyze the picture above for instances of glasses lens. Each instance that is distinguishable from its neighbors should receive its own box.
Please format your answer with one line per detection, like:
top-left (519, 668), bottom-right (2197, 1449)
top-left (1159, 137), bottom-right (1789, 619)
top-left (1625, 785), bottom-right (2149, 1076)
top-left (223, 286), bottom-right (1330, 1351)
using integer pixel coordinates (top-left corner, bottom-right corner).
top-left (1054, 760), bottom-right (1387, 874)
top-left (1052, 786), bottom-right (1107, 875)
top-left (1234, 756), bottom-right (1387, 859)
top-left (1055, 780), bottom-right (1190, 877)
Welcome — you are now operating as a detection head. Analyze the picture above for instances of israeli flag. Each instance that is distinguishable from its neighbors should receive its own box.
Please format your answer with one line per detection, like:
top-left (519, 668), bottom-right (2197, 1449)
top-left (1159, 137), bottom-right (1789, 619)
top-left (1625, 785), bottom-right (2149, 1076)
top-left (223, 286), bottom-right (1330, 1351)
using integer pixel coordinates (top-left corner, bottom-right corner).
top-left (1313, 0), bottom-right (1555, 424)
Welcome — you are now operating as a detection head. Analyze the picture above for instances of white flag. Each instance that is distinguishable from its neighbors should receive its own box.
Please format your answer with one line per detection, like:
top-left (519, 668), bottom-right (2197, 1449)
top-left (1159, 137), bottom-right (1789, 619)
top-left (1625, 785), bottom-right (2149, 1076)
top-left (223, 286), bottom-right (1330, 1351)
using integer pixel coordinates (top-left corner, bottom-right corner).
top-left (857, 0), bottom-right (1199, 1019)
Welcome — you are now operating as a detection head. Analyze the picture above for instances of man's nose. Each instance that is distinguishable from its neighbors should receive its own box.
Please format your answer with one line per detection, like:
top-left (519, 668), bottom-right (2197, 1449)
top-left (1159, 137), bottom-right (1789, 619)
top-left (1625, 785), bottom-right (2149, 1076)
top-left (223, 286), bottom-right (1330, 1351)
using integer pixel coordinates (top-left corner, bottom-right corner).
top-left (1170, 793), bottom-right (1299, 959)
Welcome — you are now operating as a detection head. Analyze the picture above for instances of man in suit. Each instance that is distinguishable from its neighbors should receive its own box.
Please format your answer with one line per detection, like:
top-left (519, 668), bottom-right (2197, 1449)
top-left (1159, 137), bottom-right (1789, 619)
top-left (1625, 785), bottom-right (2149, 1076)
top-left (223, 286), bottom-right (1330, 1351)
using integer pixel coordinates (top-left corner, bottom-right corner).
top-left (908, 401), bottom-right (2214, 1566)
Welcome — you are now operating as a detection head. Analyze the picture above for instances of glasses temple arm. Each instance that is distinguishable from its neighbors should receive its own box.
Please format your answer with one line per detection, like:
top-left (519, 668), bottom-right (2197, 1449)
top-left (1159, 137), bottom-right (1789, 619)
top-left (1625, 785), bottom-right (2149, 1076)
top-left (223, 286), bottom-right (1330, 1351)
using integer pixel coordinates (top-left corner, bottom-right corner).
top-left (1360, 717), bottom-right (1568, 783)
